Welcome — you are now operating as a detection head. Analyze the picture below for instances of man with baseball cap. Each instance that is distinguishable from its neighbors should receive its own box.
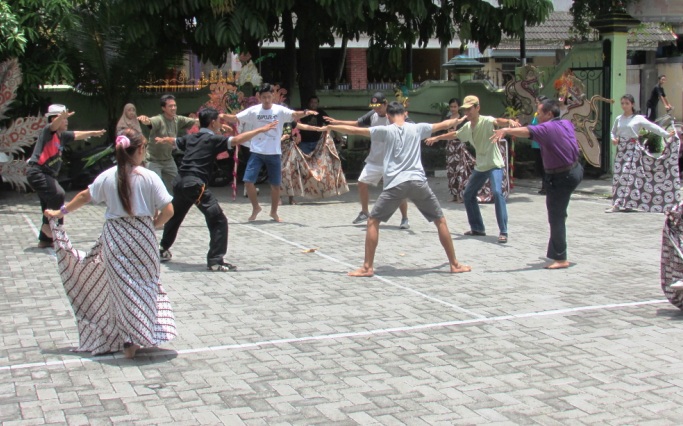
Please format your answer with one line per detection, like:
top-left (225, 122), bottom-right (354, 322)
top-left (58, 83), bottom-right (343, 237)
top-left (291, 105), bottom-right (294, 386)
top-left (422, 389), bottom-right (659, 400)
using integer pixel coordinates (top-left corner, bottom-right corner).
top-left (426, 95), bottom-right (519, 243)
top-left (26, 104), bottom-right (106, 248)
top-left (325, 92), bottom-right (410, 229)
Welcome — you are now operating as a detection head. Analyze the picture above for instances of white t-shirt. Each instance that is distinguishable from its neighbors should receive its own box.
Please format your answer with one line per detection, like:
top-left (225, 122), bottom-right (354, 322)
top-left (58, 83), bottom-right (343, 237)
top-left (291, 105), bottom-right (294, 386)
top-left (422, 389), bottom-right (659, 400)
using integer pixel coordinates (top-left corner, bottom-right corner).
top-left (89, 166), bottom-right (173, 220)
top-left (357, 110), bottom-right (390, 165)
top-left (610, 114), bottom-right (670, 141)
top-left (236, 104), bottom-right (294, 155)
top-left (369, 122), bottom-right (433, 189)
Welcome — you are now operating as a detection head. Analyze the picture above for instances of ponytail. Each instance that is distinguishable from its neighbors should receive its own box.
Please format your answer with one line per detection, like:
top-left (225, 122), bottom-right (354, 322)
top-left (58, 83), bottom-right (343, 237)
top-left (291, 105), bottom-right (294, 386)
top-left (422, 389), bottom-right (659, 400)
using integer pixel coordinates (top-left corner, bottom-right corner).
top-left (115, 129), bottom-right (146, 216)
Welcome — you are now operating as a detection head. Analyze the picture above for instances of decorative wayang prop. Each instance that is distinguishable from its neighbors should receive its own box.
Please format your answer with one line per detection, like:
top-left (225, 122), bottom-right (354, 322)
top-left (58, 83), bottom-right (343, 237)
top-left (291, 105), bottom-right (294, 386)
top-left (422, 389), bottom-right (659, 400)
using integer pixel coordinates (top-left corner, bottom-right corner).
top-left (555, 69), bottom-right (613, 168)
top-left (503, 65), bottom-right (544, 187)
top-left (0, 58), bottom-right (46, 191)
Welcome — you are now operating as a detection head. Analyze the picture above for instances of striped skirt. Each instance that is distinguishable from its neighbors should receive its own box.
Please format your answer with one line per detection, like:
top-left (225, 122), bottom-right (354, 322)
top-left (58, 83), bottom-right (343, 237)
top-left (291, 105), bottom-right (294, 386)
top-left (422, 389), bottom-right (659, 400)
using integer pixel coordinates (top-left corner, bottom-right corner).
top-left (50, 216), bottom-right (177, 355)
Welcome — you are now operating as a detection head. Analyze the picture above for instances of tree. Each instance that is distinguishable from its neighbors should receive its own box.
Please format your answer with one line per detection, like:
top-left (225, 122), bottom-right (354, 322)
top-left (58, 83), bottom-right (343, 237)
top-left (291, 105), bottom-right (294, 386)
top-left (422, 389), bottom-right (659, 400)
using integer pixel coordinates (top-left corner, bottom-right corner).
top-left (570, 0), bottom-right (639, 40)
top-left (2, 0), bottom-right (78, 117)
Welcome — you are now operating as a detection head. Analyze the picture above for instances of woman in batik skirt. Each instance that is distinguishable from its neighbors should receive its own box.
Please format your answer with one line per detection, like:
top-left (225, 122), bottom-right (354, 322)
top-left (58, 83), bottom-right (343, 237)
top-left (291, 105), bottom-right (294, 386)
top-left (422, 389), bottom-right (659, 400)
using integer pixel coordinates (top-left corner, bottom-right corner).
top-left (444, 98), bottom-right (510, 202)
top-left (607, 94), bottom-right (678, 213)
top-left (44, 128), bottom-right (176, 359)
top-left (280, 122), bottom-right (349, 203)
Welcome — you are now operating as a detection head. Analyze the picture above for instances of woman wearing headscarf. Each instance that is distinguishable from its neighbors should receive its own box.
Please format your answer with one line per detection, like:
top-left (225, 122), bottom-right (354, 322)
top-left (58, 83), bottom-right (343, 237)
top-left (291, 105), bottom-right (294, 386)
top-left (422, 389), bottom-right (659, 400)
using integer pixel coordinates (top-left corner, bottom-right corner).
top-left (44, 128), bottom-right (176, 359)
top-left (116, 103), bottom-right (143, 135)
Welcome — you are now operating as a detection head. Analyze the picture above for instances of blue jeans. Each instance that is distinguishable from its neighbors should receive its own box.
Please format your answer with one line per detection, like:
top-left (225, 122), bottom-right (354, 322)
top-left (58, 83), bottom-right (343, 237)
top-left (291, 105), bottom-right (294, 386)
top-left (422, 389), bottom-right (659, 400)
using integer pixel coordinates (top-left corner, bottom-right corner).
top-left (243, 153), bottom-right (282, 186)
top-left (463, 168), bottom-right (508, 235)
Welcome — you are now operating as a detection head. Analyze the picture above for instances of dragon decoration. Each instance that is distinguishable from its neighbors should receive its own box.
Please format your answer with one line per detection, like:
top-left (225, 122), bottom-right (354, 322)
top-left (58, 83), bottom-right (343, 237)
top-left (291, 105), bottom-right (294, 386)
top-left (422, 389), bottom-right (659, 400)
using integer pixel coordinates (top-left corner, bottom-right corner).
top-left (0, 58), bottom-right (46, 191)
top-left (554, 69), bottom-right (613, 168)
top-left (505, 67), bottom-right (613, 168)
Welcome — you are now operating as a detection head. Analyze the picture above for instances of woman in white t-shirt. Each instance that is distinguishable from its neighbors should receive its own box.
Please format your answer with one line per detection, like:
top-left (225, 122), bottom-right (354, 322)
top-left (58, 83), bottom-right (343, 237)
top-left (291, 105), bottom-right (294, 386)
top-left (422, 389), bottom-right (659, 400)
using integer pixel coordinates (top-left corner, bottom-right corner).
top-left (44, 129), bottom-right (176, 359)
top-left (606, 94), bottom-right (677, 213)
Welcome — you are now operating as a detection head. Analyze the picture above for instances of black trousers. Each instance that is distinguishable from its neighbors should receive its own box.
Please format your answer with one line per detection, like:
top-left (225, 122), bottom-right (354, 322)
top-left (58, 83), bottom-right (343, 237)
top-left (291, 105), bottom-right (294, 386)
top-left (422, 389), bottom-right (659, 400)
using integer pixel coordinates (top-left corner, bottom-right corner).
top-left (26, 166), bottom-right (64, 242)
top-left (544, 163), bottom-right (583, 261)
top-left (160, 175), bottom-right (228, 266)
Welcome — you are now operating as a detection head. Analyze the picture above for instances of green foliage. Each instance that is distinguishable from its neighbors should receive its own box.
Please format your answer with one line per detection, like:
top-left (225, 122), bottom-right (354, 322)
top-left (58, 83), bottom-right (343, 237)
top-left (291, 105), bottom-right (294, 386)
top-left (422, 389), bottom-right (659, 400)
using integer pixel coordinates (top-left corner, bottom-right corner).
top-left (0, 1), bottom-right (27, 58)
top-left (570, 0), bottom-right (639, 40)
top-left (4, 0), bottom-right (78, 115)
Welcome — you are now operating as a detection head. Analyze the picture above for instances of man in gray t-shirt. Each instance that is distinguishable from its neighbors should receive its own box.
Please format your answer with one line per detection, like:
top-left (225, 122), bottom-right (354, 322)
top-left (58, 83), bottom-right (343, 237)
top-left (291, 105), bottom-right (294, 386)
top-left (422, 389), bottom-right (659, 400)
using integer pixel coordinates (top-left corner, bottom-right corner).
top-left (325, 92), bottom-right (410, 229)
top-left (327, 102), bottom-right (471, 278)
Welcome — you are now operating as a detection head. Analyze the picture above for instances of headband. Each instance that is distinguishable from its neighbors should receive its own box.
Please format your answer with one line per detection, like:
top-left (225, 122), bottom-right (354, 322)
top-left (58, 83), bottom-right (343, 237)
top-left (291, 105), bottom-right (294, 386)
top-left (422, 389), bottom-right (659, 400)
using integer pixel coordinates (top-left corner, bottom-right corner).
top-left (116, 135), bottom-right (131, 149)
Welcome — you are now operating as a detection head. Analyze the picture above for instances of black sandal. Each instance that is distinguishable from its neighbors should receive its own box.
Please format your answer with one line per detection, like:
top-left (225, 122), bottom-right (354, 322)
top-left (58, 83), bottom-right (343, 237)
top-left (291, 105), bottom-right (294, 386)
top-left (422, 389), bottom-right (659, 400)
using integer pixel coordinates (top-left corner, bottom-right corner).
top-left (464, 230), bottom-right (486, 236)
top-left (498, 234), bottom-right (508, 243)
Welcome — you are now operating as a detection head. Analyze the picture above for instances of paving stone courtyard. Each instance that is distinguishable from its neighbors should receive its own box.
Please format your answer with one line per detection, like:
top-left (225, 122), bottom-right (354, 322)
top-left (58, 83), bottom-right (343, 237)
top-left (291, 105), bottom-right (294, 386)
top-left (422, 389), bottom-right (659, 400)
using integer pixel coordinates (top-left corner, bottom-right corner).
top-left (1, 176), bottom-right (682, 425)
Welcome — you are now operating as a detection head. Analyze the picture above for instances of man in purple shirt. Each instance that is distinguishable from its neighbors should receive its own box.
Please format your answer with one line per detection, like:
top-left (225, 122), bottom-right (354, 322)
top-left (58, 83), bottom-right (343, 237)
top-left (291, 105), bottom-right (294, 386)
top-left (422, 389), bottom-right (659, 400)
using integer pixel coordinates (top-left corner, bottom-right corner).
top-left (491, 99), bottom-right (583, 270)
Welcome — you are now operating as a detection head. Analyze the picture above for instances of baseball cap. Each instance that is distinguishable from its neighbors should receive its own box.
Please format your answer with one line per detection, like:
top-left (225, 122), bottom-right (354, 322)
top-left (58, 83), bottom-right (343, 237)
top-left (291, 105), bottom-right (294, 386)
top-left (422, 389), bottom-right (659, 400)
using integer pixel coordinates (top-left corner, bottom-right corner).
top-left (45, 104), bottom-right (67, 118)
top-left (369, 92), bottom-right (386, 108)
top-left (460, 96), bottom-right (479, 110)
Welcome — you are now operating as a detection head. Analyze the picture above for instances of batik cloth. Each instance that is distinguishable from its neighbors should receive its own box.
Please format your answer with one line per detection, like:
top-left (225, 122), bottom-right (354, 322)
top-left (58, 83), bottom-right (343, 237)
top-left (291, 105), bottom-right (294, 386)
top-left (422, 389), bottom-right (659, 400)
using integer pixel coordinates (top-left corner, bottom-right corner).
top-left (281, 134), bottom-right (349, 199)
top-left (611, 137), bottom-right (681, 212)
top-left (51, 216), bottom-right (177, 355)
top-left (446, 139), bottom-right (509, 202)
top-left (662, 204), bottom-right (683, 310)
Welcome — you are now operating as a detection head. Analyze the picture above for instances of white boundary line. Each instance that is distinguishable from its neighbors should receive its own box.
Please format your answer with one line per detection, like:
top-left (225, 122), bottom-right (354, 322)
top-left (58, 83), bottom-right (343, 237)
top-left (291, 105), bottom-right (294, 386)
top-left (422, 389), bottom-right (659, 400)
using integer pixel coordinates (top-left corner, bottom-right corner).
top-left (0, 298), bottom-right (668, 372)
top-left (236, 222), bottom-right (486, 319)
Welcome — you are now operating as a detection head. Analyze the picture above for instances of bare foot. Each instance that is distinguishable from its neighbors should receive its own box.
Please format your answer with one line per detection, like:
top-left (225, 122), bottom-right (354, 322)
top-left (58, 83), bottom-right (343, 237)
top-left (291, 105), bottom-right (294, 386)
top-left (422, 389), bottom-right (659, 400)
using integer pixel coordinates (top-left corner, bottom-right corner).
top-left (545, 260), bottom-right (570, 269)
top-left (450, 263), bottom-right (472, 273)
top-left (123, 343), bottom-right (140, 359)
top-left (248, 207), bottom-right (262, 221)
top-left (270, 212), bottom-right (282, 222)
top-left (348, 267), bottom-right (374, 277)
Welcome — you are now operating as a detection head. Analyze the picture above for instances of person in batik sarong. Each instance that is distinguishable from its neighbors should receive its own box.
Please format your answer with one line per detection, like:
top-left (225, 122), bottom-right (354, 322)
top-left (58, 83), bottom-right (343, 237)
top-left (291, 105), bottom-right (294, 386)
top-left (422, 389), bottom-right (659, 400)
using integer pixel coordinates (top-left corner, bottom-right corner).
top-left (44, 129), bottom-right (176, 359)
top-left (443, 98), bottom-right (469, 202)
top-left (280, 121), bottom-right (349, 205)
top-left (606, 94), bottom-right (678, 213)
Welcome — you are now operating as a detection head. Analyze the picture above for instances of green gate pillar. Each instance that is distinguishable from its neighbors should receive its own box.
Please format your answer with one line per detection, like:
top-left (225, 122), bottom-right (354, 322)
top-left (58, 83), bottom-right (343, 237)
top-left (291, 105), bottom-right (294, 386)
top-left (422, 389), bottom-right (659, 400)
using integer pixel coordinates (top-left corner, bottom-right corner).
top-left (590, 11), bottom-right (640, 173)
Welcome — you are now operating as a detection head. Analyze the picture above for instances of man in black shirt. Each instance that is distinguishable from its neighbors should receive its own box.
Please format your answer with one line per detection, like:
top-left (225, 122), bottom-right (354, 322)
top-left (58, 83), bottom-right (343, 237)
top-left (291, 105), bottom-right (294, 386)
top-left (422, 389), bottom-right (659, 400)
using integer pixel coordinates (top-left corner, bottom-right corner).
top-left (646, 74), bottom-right (673, 122)
top-left (298, 95), bottom-right (329, 154)
top-left (157, 108), bottom-right (277, 272)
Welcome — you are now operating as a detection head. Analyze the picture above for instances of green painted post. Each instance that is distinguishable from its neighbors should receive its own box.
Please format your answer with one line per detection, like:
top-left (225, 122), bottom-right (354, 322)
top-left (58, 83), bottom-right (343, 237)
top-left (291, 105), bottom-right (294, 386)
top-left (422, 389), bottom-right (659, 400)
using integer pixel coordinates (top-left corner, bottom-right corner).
top-left (604, 31), bottom-right (629, 172)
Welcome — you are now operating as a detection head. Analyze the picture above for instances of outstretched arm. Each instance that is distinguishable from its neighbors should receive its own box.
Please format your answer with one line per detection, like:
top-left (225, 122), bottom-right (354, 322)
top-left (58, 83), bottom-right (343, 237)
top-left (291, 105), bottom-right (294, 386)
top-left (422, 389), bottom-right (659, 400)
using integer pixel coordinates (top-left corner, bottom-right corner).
top-left (491, 126), bottom-right (531, 143)
top-left (50, 110), bottom-right (74, 132)
top-left (292, 109), bottom-right (318, 121)
top-left (74, 129), bottom-right (106, 141)
top-left (323, 116), bottom-right (358, 126)
top-left (431, 116), bottom-right (465, 134)
top-left (326, 124), bottom-right (371, 138)
top-left (219, 113), bottom-right (239, 124)
top-left (494, 117), bottom-right (521, 128)
top-left (44, 188), bottom-right (92, 219)
top-left (231, 121), bottom-right (279, 145)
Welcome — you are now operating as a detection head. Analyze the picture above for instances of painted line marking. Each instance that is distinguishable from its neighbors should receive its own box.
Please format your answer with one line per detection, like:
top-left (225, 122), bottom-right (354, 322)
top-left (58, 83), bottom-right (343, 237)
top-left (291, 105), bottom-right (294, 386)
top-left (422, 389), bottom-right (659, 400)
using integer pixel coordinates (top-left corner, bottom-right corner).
top-left (0, 298), bottom-right (668, 372)
top-left (235, 221), bottom-right (485, 319)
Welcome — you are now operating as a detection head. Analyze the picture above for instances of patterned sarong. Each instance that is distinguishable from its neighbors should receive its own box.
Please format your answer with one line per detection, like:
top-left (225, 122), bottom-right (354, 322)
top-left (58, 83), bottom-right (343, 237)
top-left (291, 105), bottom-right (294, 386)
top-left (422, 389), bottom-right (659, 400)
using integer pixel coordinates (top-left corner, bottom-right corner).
top-left (281, 133), bottom-right (349, 199)
top-left (446, 139), bottom-right (510, 202)
top-left (611, 137), bottom-right (681, 212)
top-left (662, 204), bottom-right (683, 310)
top-left (50, 217), bottom-right (177, 355)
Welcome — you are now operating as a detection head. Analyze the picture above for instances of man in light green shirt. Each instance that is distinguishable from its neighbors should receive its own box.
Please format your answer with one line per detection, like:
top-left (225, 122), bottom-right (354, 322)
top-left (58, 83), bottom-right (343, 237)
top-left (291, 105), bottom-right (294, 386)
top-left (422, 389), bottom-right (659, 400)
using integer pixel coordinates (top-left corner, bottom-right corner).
top-left (426, 95), bottom-right (519, 243)
top-left (138, 94), bottom-right (197, 191)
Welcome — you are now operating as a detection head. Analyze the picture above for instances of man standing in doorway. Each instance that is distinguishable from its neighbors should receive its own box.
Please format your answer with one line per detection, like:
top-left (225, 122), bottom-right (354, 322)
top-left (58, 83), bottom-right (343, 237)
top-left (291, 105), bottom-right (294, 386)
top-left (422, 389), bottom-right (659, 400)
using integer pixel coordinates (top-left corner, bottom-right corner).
top-left (646, 74), bottom-right (673, 122)
top-left (138, 94), bottom-right (197, 191)
top-left (325, 92), bottom-right (411, 229)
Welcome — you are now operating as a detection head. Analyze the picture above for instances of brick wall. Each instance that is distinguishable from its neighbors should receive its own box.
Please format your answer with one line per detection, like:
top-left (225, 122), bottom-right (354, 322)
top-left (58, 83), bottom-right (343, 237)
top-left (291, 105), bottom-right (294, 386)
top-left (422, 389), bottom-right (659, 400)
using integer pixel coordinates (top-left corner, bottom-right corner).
top-left (345, 48), bottom-right (368, 90)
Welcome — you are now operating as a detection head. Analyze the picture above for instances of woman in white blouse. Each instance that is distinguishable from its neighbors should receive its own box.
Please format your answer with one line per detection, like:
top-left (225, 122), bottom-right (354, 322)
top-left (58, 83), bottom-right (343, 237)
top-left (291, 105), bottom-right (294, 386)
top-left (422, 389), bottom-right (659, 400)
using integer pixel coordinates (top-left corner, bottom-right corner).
top-left (607, 94), bottom-right (677, 213)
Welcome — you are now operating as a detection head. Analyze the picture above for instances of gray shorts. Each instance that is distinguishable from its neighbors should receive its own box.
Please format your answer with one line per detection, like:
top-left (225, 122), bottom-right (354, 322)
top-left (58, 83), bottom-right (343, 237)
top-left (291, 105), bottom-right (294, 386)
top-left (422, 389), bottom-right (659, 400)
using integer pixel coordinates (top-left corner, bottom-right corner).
top-left (371, 180), bottom-right (443, 223)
